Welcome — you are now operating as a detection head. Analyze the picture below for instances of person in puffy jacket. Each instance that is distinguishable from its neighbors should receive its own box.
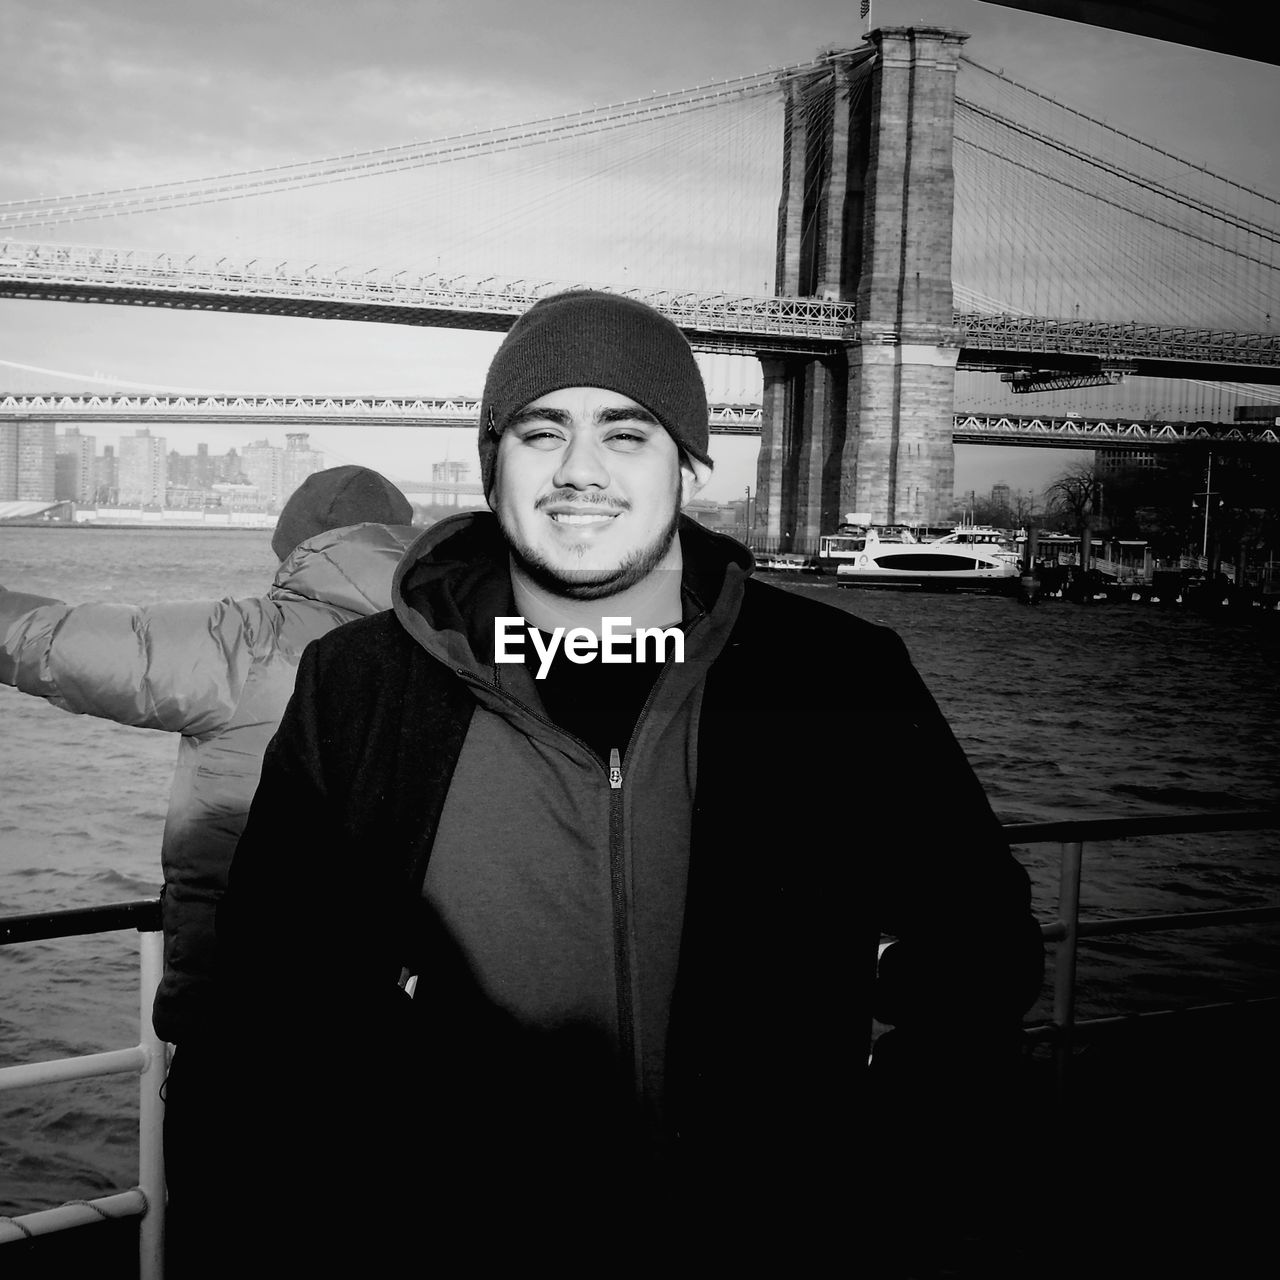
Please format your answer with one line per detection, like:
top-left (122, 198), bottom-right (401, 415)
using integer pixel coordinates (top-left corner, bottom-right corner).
top-left (0, 463), bottom-right (417, 1042)
top-left (0, 464), bottom-right (416, 1271)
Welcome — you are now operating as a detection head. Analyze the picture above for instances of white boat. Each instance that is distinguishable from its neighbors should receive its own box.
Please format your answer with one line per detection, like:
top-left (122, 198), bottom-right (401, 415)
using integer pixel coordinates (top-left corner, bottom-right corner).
top-left (927, 523), bottom-right (1023, 568)
top-left (817, 519), bottom-right (1021, 588)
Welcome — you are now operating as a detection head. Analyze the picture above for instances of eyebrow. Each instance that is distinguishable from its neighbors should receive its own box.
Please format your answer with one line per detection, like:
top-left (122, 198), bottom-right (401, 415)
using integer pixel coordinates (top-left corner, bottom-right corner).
top-left (508, 405), bottom-right (661, 429)
top-left (596, 405), bottom-right (660, 427)
top-left (508, 406), bottom-right (572, 428)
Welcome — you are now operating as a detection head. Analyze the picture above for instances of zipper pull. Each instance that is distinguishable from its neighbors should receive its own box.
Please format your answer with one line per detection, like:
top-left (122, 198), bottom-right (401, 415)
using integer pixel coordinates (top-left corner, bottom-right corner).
top-left (608, 747), bottom-right (623, 790)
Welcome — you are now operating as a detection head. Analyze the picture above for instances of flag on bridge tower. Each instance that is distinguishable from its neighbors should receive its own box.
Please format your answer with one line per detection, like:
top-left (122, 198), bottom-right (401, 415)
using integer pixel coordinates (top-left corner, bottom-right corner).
top-left (860, 1), bottom-right (872, 36)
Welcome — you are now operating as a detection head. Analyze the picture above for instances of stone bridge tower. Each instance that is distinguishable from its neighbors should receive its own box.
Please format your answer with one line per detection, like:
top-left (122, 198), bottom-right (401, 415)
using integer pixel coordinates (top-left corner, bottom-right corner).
top-left (755, 26), bottom-right (968, 546)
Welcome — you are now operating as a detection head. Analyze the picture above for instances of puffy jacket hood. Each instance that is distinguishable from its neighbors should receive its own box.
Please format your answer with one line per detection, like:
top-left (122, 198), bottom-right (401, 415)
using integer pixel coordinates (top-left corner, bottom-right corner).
top-left (275, 521), bottom-right (420, 617)
top-left (391, 510), bottom-right (755, 679)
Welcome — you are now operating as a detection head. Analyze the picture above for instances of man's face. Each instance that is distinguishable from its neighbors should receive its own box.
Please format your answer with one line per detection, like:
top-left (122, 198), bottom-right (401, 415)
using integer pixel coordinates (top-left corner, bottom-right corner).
top-left (490, 386), bottom-right (702, 600)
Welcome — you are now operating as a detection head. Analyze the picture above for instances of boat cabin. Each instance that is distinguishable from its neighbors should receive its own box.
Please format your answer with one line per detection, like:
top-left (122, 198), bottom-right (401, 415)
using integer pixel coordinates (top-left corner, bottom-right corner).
top-left (817, 521), bottom-right (919, 566)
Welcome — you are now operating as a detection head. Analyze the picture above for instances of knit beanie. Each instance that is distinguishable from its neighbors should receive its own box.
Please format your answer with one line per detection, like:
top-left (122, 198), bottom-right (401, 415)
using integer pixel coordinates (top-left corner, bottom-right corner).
top-left (478, 290), bottom-right (711, 495)
top-left (271, 464), bottom-right (413, 560)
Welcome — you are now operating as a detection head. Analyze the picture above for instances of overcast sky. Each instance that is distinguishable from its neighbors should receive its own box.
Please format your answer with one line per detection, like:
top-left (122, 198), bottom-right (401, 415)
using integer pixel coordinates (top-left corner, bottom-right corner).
top-left (3, 0), bottom-right (1276, 500)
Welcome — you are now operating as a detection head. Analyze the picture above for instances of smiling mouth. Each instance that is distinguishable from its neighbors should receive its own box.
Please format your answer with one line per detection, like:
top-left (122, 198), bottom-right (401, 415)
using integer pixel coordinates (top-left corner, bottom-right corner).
top-left (548, 510), bottom-right (620, 526)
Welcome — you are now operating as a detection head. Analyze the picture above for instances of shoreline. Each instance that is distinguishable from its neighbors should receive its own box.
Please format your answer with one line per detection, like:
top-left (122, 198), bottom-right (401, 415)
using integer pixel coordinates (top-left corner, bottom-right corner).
top-left (0, 519), bottom-right (277, 533)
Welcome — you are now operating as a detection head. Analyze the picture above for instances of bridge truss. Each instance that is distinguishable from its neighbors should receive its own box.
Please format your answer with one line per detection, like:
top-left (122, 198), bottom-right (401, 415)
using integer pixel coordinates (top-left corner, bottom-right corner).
top-left (4, 392), bottom-right (1276, 450)
top-left (2, 240), bottom-right (1278, 383)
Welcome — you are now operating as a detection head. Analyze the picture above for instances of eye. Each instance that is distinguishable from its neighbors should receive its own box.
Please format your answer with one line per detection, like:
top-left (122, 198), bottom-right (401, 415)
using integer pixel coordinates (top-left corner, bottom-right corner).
top-left (515, 426), bottom-right (565, 449)
top-left (604, 428), bottom-right (651, 451)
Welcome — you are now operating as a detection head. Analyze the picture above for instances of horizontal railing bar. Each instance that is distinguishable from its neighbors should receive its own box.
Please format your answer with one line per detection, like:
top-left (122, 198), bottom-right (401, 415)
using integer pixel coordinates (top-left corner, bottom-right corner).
top-left (1023, 994), bottom-right (1280, 1041)
top-left (1041, 902), bottom-right (1280, 942)
top-left (0, 898), bottom-right (161, 946)
top-left (0, 1189), bottom-right (147, 1245)
top-left (1006, 809), bottom-right (1280, 845)
top-left (1076, 904), bottom-right (1280, 937)
top-left (0, 1046), bottom-right (150, 1093)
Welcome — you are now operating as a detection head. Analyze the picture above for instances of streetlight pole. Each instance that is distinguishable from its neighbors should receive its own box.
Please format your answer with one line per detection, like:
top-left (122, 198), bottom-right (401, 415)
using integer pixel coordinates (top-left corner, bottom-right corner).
top-left (1203, 454), bottom-right (1212, 558)
top-left (1194, 453), bottom-right (1217, 559)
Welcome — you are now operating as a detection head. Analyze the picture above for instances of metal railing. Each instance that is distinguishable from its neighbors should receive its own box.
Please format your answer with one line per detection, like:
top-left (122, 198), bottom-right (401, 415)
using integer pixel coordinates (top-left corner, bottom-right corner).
top-left (956, 312), bottom-right (1280, 368)
top-left (0, 392), bottom-right (768, 435)
top-left (0, 810), bottom-right (1277, 1276)
top-left (0, 900), bottom-right (166, 1279)
top-left (1006, 809), bottom-right (1280, 1100)
top-left (951, 412), bottom-right (1280, 449)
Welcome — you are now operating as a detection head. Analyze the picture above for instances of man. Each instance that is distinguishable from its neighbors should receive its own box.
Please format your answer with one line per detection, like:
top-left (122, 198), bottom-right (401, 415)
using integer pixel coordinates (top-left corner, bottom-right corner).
top-left (213, 293), bottom-right (1043, 1271)
top-left (0, 465), bottom-right (416, 1268)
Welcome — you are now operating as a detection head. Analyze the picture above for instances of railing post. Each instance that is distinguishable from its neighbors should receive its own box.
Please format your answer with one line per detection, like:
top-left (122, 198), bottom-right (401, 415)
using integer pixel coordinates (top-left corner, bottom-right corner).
top-left (137, 929), bottom-right (166, 1280)
top-left (1053, 840), bottom-right (1084, 1107)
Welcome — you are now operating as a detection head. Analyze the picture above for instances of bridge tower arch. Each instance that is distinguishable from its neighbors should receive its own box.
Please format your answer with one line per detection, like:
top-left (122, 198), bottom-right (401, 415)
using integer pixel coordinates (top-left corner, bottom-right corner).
top-left (755, 25), bottom-right (968, 545)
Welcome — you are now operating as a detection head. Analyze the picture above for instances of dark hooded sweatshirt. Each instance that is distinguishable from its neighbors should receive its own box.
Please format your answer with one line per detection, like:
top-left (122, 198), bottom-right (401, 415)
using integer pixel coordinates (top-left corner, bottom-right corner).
top-left (395, 511), bottom-right (745, 1152)
top-left (210, 512), bottom-right (1044, 1269)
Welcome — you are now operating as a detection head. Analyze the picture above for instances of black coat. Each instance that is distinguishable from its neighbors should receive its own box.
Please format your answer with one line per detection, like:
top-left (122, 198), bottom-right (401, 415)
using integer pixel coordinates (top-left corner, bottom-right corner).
top-left (205, 572), bottom-right (1043, 1269)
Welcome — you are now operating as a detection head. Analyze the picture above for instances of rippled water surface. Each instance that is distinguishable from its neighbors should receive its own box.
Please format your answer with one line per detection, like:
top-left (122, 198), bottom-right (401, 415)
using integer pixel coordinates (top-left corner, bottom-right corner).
top-left (2, 527), bottom-right (1278, 1211)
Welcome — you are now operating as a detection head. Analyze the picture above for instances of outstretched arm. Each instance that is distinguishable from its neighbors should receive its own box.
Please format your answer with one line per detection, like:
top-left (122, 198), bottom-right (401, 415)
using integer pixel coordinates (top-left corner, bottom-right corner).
top-left (0, 588), bottom-right (258, 734)
top-left (0, 587), bottom-right (63, 685)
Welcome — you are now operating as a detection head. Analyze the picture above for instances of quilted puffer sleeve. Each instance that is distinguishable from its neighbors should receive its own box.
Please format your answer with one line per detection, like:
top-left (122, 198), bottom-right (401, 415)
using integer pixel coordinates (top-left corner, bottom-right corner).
top-left (0, 593), bottom-right (264, 736)
top-left (0, 589), bottom-right (61, 686)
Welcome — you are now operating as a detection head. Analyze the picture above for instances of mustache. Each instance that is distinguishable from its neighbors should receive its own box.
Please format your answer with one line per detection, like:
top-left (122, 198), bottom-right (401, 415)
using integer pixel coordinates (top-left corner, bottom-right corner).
top-left (536, 491), bottom-right (631, 512)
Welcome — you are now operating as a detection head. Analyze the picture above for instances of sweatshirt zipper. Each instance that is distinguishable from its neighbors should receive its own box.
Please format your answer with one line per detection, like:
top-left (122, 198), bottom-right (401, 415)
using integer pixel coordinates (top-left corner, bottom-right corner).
top-left (457, 639), bottom-right (699, 1102)
top-left (456, 671), bottom-right (640, 1082)
top-left (607, 745), bottom-right (635, 1090)
top-left (604, 653), bottom-right (681, 1097)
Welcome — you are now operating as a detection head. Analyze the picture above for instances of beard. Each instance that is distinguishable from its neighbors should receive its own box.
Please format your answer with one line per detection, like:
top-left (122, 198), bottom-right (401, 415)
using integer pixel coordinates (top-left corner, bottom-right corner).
top-left (501, 490), bottom-right (682, 602)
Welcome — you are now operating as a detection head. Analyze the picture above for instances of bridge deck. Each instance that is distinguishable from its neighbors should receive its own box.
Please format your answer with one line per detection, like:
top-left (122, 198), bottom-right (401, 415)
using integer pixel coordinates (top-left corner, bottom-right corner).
top-left (3, 241), bottom-right (1278, 377)
top-left (3, 394), bottom-right (1276, 449)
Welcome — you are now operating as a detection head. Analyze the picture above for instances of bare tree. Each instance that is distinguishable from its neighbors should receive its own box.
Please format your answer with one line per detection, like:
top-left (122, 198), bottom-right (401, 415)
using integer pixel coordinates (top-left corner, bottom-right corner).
top-left (1011, 490), bottom-right (1040, 526)
top-left (1043, 459), bottom-right (1104, 531)
top-left (948, 488), bottom-right (1027, 528)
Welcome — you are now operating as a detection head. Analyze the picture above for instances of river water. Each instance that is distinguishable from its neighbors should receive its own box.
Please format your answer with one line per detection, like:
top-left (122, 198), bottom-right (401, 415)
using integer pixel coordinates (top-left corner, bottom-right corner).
top-left (2, 525), bottom-right (1278, 1213)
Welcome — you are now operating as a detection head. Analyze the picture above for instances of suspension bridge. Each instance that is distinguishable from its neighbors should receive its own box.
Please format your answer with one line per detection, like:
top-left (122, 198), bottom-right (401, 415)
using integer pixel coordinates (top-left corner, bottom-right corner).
top-left (1, 25), bottom-right (1276, 543)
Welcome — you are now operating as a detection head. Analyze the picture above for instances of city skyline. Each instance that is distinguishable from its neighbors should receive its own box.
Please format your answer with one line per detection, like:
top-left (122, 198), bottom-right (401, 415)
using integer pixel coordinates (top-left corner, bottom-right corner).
top-left (8, 418), bottom-right (1091, 509)
top-left (5, 420), bottom-right (1041, 524)
top-left (5, 424), bottom-right (332, 514)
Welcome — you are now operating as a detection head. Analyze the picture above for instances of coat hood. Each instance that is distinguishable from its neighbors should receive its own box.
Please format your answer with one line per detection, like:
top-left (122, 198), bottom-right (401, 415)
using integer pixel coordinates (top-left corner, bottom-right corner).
top-left (273, 521), bottom-right (420, 616)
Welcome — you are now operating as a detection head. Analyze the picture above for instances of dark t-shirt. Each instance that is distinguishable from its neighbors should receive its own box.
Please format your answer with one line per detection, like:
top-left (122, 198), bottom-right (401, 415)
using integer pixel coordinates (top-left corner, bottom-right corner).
top-left (525, 629), bottom-right (667, 765)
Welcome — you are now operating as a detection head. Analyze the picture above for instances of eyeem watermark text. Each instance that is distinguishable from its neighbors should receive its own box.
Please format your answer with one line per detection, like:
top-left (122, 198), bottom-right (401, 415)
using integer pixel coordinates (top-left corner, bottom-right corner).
top-left (495, 616), bottom-right (684, 679)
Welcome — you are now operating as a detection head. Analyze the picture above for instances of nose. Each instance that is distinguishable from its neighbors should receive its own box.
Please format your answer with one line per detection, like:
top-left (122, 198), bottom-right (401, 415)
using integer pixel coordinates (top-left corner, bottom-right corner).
top-left (552, 433), bottom-right (611, 490)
